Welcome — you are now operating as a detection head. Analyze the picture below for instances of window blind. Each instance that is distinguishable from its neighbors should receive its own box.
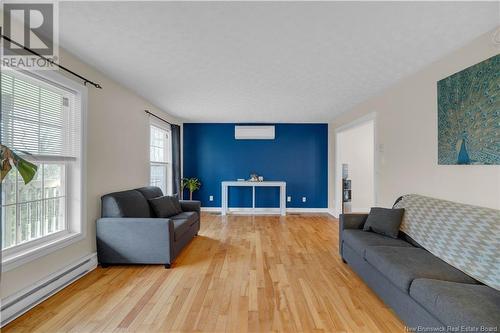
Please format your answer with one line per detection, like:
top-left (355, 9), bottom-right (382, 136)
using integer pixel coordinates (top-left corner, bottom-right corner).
top-left (1, 71), bottom-right (81, 160)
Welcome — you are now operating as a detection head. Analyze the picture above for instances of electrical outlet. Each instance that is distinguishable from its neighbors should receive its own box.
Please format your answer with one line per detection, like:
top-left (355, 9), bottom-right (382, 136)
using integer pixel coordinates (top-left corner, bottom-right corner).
top-left (287, 196), bottom-right (291, 202)
top-left (302, 197), bottom-right (307, 203)
top-left (209, 195), bottom-right (214, 201)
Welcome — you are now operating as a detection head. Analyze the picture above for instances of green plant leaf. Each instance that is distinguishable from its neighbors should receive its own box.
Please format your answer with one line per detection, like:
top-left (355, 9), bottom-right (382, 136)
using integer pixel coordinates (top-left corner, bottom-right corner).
top-left (182, 177), bottom-right (201, 193)
top-left (0, 145), bottom-right (38, 184)
top-left (14, 156), bottom-right (38, 184)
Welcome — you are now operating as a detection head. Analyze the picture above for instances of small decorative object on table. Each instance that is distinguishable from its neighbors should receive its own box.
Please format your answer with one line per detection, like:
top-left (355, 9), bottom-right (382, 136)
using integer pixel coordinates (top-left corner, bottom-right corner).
top-left (249, 173), bottom-right (259, 182)
top-left (248, 173), bottom-right (264, 182)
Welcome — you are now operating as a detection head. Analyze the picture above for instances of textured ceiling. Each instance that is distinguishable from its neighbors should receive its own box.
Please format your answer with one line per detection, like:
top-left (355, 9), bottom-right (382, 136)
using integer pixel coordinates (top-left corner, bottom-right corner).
top-left (59, 2), bottom-right (499, 122)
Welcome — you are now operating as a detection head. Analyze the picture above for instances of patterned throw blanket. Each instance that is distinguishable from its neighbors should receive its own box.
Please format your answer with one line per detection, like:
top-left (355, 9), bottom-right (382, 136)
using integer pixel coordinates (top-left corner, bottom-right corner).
top-left (394, 194), bottom-right (500, 291)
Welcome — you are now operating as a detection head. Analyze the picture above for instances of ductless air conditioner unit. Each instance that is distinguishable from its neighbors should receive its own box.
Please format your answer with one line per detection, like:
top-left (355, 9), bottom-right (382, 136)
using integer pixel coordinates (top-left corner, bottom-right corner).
top-left (235, 125), bottom-right (275, 140)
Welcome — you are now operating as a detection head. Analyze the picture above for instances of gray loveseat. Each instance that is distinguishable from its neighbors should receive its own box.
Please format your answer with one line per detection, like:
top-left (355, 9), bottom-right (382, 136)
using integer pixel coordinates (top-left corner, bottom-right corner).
top-left (339, 202), bottom-right (500, 329)
top-left (97, 186), bottom-right (200, 268)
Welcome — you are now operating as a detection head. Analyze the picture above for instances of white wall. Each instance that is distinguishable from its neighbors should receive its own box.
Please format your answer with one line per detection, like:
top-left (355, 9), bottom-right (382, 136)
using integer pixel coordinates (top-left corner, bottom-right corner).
top-left (329, 28), bottom-right (500, 211)
top-left (336, 120), bottom-right (374, 213)
top-left (1, 48), bottom-right (181, 299)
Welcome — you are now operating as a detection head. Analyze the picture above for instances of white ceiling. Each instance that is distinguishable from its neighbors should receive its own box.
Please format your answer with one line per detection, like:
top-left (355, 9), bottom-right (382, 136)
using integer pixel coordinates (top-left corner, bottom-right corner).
top-left (59, 2), bottom-right (499, 123)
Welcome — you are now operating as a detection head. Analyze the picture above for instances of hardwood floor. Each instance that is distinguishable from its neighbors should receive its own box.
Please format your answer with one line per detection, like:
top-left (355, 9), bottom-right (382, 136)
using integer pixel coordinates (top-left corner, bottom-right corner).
top-left (4, 213), bottom-right (404, 332)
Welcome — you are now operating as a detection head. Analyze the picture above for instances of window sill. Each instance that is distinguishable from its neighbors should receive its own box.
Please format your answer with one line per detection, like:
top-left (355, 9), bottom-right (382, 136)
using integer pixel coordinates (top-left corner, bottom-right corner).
top-left (1, 232), bottom-right (85, 272)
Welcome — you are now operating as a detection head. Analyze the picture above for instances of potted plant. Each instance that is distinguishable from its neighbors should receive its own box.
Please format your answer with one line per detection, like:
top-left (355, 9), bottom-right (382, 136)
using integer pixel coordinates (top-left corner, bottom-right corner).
top-left (1, 144), bottom-right (37, 184)
top-left (181, 177), bottom-right (201, 200)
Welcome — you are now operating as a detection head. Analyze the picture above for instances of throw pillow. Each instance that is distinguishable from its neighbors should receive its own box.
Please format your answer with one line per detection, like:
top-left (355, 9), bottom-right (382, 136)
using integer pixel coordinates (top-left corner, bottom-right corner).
top-left (148, 195), bottom-right (183, 218)
top-left (363, 207), bottom-right (405, 238)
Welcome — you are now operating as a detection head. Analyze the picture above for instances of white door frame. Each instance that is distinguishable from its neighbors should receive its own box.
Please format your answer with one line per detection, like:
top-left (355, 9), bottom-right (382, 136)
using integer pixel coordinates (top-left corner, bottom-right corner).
top-left (334, 112), bottom-right (377, 216)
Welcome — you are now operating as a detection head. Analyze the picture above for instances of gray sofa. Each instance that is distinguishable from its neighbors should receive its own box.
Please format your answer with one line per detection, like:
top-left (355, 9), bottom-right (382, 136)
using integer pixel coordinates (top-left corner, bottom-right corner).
top-left (339, 213), bottom-right (500, 329)
top-left (97, 186), bottom-right (200, 268)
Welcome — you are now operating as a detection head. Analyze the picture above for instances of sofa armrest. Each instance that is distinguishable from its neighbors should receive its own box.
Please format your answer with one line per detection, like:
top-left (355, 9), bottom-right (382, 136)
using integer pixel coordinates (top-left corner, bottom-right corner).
top-left (96, 218), bottom-right (174, 264)
top-left (339, 213), bottom-right (369, 260)
top-left (180, 200), bottom-right (201, 217)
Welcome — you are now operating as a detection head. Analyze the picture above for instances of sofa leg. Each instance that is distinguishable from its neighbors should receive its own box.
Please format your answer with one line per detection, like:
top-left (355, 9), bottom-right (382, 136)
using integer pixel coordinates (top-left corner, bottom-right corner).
top-left (165, 264), bottom-right (171, 269)
top-left (101, 263), bottom-right (109, 268)
top-left (342, 259), bottom-right (347, 264)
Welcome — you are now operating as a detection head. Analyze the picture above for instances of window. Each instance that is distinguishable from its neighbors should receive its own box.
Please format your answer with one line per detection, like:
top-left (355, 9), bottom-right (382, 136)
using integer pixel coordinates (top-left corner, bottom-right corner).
top-left (1, 69), bottom-right (85, 268)
top-left (149, 120), bottom-right (172, 195)
top-left (2, 164), bottom-right (65, 249)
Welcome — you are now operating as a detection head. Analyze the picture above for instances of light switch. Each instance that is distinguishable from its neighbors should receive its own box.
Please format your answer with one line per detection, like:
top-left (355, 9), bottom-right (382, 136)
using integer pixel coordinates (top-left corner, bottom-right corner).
top-left (209, 195), bottom-right (214, 201)
top-left (302, 197), bottom-right (306, 202)
top-left (287, 196), bottom-right (291, 202)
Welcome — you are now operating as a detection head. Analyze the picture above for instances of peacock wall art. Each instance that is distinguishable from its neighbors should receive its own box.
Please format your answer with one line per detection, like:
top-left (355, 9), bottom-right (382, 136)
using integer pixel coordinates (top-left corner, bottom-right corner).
top-left (437, 54), bottom-right (499, 165)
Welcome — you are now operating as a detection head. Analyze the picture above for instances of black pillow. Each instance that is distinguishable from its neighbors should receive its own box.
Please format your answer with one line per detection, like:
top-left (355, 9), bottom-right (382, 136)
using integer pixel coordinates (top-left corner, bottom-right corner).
top-left (148, 195), bottom-right (182, 218)
top-left (363, 207), bottom-right (405, 239)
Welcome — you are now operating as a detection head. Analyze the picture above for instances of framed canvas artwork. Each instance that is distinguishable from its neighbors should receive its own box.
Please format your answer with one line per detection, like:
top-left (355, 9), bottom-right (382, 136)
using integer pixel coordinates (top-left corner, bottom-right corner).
top-left (437, 54), bottom-right (499, 165)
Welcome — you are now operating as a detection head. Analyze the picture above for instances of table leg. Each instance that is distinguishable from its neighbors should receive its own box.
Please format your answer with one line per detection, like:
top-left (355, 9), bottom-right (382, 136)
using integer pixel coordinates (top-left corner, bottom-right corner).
top-left (252, 185), bottom-right (255, 214)
top-left (280, 185), bottom-right (286, 216)
top-left (222, 184), bottom-right (227, 216)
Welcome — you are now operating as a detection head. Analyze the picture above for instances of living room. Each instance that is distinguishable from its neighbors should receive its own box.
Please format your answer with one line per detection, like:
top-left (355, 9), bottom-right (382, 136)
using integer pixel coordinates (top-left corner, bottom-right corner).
top-left (0, 1), bottom-right (498, 332)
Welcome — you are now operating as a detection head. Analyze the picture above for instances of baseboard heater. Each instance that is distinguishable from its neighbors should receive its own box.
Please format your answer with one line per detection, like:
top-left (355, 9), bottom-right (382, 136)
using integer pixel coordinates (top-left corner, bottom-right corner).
top-left (1, 253), bottom-right (97, 327)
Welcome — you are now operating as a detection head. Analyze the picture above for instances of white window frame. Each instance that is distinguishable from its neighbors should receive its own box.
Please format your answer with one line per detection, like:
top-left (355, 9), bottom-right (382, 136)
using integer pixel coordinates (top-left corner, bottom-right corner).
top-left (1, 69), bottom-right (87, 272)
top-left (149, 118), bottom-right (172, 195)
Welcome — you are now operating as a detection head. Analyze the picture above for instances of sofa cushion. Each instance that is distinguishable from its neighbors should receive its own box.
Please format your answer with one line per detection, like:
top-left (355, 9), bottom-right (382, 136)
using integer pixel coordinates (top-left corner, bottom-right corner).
top-left (342, 229), bottom-right (413, 258)
top-left (135, 186), bottom-right (163, 200)
top-left (365, 246), bottom-right (478, 292)
top-left (173, 219), bottom-right (191, 241)
top-left (135, 187), bottom-right (164, 216)
top-left (171, 211), bottom-right (198, 226)
top-left (101, 189), bottom-right (151, 218)
top-left (363, 207), bottom-right (405, 238)
top-left (148, 196), bottom-right (183, 218)
top-left (410, 279), bottom-right (500, 327)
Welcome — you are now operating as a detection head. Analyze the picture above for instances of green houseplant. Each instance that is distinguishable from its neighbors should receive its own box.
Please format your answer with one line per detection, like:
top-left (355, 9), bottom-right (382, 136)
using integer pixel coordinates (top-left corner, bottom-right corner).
top-left (181, 177), bottom-right (201, 200)
top-left (1, 144), bottom-right (38, 184)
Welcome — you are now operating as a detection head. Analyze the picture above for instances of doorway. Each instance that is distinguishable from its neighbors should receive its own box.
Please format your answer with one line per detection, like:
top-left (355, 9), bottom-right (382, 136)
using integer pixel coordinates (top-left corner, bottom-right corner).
top-left (335, 114), bottom-right (375, 214)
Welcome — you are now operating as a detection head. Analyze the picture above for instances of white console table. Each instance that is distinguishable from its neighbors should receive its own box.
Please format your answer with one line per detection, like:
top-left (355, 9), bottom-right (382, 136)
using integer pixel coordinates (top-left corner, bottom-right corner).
top-left (221, 181), bottom-right (286, 216)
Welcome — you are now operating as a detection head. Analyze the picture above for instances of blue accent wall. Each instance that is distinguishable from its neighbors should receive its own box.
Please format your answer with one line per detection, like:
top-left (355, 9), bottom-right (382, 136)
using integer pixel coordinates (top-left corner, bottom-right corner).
top-left (183, 123), bottom-right (328, 208)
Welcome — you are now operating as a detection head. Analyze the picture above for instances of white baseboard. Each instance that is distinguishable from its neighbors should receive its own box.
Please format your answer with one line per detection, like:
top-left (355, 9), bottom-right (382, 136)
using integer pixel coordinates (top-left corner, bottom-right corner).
top-left (328, 208), bottom-right (339, 218)
top-left (201, 207), bottom-right (222, 213)
top-left (286, 208), bottom-right (330, 214)
top-left (201, 207), bottom-right (332, 215)
top-left (1, 252), bottom-right (98, 327)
